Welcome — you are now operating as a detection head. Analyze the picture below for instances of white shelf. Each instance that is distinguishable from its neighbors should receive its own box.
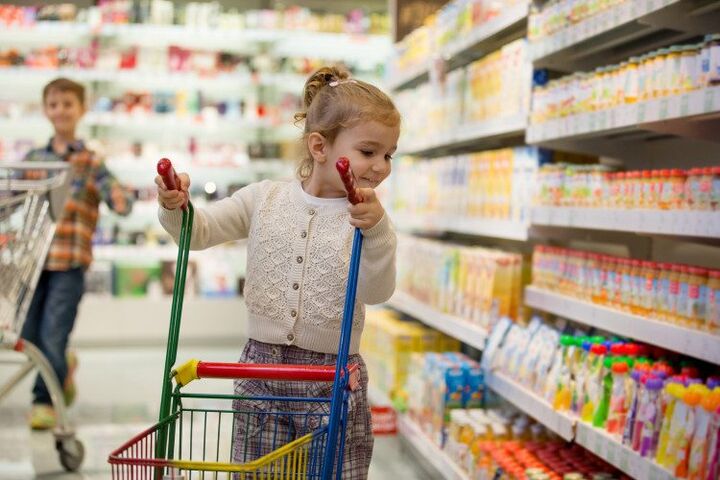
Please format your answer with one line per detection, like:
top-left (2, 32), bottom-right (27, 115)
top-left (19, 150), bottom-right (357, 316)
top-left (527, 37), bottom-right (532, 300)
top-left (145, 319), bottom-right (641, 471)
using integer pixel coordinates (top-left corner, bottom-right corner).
top-left (93, 243), bottom-right (246, 263)
top-left (392, 213), bottom-right (529, 241)
top-left (485, 371), bottom-right (576, 441)
top-left (386, 291), bottom-right (488, 351)
top-left (528, 86), bottom-right (720, 143)
top-left (530, 0), bottom-right (681, 70)
top-left (397, 415), bottom-right (470, 480)
top-left (0, 67), bottom-right (307, 92)
top-left (399, 114), bottom-right (526, 157)
top-left (0, 22), bottom-right (390, 65)
top-left (387, 3), bottom-right (528, 91)
top-left (575, 422), bottom-right (676, 480)
top-left (525, 286), bottom-right (720, 365)
top-left (532, 207), bottom-right (720, 239)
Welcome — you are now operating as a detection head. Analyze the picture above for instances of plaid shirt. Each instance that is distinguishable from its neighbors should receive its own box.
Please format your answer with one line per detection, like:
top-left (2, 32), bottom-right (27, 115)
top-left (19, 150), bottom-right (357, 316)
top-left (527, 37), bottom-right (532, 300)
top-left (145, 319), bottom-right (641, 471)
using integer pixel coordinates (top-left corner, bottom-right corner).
top-left (24, 138), bottom-right (133, 271)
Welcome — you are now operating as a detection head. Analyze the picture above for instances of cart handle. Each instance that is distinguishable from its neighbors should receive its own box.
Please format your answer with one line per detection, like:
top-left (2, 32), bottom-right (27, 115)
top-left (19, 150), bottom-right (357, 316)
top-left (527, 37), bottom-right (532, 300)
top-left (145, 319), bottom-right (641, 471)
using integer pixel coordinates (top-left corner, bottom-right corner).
top-left (157, 157), bottom-right (187, 210)
top-left (173, 359), bottom-right (360, 389)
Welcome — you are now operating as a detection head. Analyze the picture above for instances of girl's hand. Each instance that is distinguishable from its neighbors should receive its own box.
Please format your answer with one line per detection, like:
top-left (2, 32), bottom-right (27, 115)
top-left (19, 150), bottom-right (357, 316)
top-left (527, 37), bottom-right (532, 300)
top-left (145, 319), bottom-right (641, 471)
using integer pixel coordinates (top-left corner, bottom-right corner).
top-left (155, 172), bottom-right (190, 210)
top-left (348, 188), bottom-right (385, 230)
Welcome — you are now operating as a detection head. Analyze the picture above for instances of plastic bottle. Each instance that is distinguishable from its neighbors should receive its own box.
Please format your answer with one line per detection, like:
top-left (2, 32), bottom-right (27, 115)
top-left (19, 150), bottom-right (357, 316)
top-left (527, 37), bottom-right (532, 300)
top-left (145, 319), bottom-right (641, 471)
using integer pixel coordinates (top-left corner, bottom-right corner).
top-left (711, 166), bottom-right (720, 211)
top-left (705, 397), bottom-right (720, 480)
top-left (687, 267), bottom-right (708, 328)
top-left (637, 376), bottom-right (665, 457)
top-left (581, 343), bottom-right (607, 422)
top-left (668, 385), bottom-right (709, 478)
top-left (656, 382), bottom-right (687, 466)
top-left (623, 367), bottom-right (647, 446)
top-left (708, 270), bottom-right (720, 334)
top-left (606, 361), bottom-right (630, 437)
top-left (677, 265), bottom-right (692, 326)
top-left (688, 391), bottom-right (720, 479)
top-left (708, 34), bottom-right (720, 84)
top-left (592, 357), bottom-right (615, 429)
top-left (669, 264), bottom-right (682, 323)
top-left (657, 263), bottom-right (673, 320)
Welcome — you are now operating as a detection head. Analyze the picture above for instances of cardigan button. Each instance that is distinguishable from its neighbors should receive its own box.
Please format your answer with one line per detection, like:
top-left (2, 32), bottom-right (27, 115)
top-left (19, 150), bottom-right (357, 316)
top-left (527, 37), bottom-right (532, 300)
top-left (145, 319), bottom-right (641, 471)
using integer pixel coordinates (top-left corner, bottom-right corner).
top-left (287, 333), bottom-right (295, 342)
top-left (297, 256), bottom-right (303, 263)
top-left (290, 309), bottom-right (297, 317)
top-left (300, 231), bottom-right (307, 239)
top-left (308, 208), bottom-right (316, 216)
top-left (292, 283), bottom-right (299, 290)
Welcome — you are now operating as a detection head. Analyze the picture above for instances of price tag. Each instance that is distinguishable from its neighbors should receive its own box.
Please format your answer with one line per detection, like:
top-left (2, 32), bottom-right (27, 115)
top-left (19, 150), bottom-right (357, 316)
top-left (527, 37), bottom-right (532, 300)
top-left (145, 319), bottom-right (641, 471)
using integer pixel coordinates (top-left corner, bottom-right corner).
top-left (619, 447), bottom-right (630, 472)
top-left (659, 98), bottom-right (669, 119)
top-left (606, 440), bottom-right (617, 464)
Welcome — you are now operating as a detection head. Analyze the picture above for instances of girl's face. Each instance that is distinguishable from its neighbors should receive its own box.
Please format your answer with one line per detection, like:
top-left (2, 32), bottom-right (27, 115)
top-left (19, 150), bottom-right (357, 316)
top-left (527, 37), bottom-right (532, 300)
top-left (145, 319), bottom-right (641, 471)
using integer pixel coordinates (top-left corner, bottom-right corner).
top-left (308, 120), bottom-right (399, 197)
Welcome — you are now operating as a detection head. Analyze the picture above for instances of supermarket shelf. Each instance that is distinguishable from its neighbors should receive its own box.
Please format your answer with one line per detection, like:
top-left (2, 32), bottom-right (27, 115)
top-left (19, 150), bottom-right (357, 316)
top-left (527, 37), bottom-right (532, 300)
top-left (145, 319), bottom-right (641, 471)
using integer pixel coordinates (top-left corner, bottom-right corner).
top-left (527, 85), bottom-right (720, 164)
top-left (484, 371), bottom-right (576, 441)
top-left (387, 2), bottom-right (528, 91)
top-left (530, 0), bottom-right (720, 72)
top-left (0, 67), bottom-right (307, 91)
top-left (531, 207), bottom-right (720, 239)
top-left (386, 291), bottom-right (488, 351)
top-left (399, 114), bottom-right (526, 157)
top-left (0, 22), bottom-right (390, 65)
top-left (93, 243), bottom-right (246, 263)
top-left (397, 415), bottom-right (470, 480)
top-left (525, 286), bottom-right (720, 365)
top-left (392, 213), bottom-right (529, 241)
top-left (575, 422), bottom-right (675, 480)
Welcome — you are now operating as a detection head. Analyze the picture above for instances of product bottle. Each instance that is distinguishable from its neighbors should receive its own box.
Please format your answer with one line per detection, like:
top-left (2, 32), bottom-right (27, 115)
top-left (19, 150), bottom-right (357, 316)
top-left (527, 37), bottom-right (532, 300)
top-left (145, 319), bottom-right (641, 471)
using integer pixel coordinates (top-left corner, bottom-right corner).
top-left (592, 357), bottom-right (615, 429)
top-left (687, 391), bottom-right (720, 480)
top-left (623, 367), bottom-right (647, 446)
top-left (606, 361), bottom-right (630, 437)
top-left (656, 382), bottom-right (687, 466)
top-left (581, 343), bottom-right (607, 422)
top-left (708, 270), bottom-right (720, 334)
top-left (674, 387), bottom-right (706, 477)
top-left (638, 376), bottom-right (665, 457)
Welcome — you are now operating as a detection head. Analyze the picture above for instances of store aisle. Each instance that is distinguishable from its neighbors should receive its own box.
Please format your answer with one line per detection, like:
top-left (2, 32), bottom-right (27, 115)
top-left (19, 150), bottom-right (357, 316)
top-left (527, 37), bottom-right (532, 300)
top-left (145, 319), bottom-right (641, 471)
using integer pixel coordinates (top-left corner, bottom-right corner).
top-left (0, 346), bottom-right (429, 480)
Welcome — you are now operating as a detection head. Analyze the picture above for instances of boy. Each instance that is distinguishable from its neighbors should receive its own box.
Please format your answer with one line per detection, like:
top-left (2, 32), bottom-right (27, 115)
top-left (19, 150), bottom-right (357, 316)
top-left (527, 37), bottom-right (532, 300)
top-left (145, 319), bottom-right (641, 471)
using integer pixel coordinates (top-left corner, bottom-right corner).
top-left (22, 78), bottom-right (134, 429)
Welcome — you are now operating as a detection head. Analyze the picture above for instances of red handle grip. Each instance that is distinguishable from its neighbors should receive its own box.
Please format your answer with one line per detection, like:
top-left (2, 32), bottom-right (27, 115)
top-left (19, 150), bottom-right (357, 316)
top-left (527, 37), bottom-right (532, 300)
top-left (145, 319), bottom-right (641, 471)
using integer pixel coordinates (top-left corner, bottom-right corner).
top-left (157, 157), bottom-right (187, 210)
top-left (336, 157), bottom-right (363, 205)
top-left (157, 157), bottom-right (179, 190)
top-left (197, 361), bottom-right (359, 388)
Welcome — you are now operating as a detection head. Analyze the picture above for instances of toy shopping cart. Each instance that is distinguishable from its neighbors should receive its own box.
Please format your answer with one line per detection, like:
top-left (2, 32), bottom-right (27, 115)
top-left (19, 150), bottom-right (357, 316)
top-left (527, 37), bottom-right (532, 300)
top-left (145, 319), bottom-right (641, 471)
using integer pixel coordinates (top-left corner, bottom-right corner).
top-left (109, 158), bottom-right (364, 479)
top-left (0, 162), bottom-right (85, 471)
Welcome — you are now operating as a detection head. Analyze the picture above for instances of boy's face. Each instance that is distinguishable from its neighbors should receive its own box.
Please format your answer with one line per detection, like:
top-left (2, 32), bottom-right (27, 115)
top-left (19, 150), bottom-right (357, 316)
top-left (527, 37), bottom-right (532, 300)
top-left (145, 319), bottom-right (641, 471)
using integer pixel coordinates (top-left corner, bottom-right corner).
top-left (43, 89), bottom-right (85, 137)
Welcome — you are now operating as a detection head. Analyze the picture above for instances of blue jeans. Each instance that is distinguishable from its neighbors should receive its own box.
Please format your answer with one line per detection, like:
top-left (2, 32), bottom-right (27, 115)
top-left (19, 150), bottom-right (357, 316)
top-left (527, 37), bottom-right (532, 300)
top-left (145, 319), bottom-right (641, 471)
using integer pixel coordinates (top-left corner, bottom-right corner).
top-left (21, 268), bottom-right (85, 405)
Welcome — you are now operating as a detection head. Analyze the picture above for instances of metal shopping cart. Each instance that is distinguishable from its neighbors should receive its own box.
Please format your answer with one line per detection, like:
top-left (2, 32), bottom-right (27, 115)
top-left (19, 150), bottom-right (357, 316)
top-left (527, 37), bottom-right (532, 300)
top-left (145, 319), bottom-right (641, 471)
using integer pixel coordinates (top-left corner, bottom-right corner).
top-left (109, 158), bottom-right (365, 479)
top-left (0, 161), bottom-right (85, 471)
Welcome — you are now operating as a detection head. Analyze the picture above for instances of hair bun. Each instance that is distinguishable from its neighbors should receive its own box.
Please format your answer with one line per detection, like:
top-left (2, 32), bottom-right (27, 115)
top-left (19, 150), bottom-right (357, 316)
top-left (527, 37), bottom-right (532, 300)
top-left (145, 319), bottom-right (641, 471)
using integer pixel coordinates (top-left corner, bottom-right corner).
top-left (300, 66), bottom-right (350, 110)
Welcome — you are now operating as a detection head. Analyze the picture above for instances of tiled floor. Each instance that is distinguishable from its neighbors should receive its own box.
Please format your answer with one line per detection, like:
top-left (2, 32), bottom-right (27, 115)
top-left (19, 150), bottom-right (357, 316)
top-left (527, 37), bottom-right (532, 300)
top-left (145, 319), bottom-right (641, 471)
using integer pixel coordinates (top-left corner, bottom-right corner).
top-left (0, 346), bottom-right (430, 480)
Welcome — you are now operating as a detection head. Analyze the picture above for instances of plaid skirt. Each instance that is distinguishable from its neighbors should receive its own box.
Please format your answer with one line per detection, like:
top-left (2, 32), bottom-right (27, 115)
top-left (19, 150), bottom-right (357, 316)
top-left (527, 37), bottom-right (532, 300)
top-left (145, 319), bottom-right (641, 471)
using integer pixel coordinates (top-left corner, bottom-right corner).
top-left (232, 339), bottom-right (373, 479)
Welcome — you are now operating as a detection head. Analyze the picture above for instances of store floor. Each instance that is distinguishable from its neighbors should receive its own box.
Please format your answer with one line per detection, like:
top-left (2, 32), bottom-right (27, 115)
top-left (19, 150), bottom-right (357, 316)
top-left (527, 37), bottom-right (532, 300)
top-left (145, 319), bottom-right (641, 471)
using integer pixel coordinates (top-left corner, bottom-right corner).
top-left (0, 345), bottom-right (431, 480)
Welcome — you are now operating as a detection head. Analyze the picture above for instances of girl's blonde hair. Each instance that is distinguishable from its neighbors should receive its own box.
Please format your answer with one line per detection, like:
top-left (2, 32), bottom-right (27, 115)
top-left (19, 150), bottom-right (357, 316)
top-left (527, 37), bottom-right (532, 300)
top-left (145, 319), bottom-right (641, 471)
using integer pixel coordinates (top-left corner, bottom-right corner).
top-left (294, 65), bottom-right (401, 179)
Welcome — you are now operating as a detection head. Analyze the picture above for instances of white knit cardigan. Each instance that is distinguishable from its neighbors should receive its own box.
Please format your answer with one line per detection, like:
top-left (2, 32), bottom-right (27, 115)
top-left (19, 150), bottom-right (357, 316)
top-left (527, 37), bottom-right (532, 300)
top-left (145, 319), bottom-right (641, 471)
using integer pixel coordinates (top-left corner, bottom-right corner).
top-left (159, 179), bottom-right (397, 354)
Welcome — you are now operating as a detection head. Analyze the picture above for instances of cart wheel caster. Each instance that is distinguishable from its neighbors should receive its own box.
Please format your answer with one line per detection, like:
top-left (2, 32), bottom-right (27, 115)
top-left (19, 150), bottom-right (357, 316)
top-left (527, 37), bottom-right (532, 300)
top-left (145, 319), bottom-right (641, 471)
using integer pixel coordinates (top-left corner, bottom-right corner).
top-left (56, 437), bottom-right (85, 472)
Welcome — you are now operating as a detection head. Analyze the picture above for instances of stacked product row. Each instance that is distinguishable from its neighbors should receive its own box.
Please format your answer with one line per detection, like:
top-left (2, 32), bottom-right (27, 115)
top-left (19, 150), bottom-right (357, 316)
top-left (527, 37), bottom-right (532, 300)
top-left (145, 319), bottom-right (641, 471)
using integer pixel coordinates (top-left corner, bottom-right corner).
top-left (397, 234), bottom-right (525, 330)
top-left (361, 308), bottom-right (461, 407)
top-left (535, 164), bottom-right (720, 211)
top-left (529, 0), bottom-right (643, 41)
top-left (487, 318), bottom-right (720, 480)
top-left (389, 0), bottom-right (524, 79)
top-left (0, 2), bottom-right (388, 34)
top-left (531, 245), bottom-right (720, 332)
top-left (395, 39), bottom-right (530, 145)
top-left (386, 147), bottom-right (539, 222)
top-left (531, 37), bottom-right (720, 124)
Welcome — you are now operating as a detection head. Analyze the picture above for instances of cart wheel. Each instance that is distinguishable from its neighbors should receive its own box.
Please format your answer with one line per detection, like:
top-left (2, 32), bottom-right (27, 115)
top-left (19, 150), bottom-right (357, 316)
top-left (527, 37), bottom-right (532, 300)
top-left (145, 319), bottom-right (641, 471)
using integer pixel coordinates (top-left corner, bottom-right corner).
top-left (56, 437), bottom-right (85, 472)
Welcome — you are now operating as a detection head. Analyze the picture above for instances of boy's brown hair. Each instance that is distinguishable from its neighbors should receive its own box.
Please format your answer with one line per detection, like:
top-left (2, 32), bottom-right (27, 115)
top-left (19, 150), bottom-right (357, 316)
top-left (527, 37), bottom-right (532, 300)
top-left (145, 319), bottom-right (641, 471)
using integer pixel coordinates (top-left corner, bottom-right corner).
top-left (43, 77), bottom-right (85, 105)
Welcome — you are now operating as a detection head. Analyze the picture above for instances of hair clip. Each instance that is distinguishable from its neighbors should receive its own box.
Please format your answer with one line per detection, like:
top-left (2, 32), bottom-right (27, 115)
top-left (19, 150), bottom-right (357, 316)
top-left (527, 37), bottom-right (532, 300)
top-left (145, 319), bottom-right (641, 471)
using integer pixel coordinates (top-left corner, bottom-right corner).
top-left (329, 79), bottom-right (358, 87)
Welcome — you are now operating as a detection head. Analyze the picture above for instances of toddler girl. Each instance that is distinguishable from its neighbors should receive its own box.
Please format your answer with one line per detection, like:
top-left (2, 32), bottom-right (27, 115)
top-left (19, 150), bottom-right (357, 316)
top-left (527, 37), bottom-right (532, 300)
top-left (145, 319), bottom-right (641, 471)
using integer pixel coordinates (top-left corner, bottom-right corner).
top-left (156, 65), bottom-right (400, 479)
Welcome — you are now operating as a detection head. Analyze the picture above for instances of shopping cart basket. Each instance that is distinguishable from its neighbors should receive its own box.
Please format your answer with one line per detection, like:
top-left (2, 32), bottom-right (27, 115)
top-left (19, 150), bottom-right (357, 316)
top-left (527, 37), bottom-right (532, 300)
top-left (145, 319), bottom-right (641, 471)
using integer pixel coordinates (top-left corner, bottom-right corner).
top-left (0, 161), bottom-right (85, 471)
top-left (109, 158), bottom-right (365, 479)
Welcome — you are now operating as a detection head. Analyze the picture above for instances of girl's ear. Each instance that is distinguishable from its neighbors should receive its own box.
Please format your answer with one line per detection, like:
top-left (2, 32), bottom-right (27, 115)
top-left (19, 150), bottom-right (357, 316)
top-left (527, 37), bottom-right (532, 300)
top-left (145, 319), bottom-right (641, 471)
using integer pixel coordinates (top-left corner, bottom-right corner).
top-left (307, 132), bottom-right (327, 164)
